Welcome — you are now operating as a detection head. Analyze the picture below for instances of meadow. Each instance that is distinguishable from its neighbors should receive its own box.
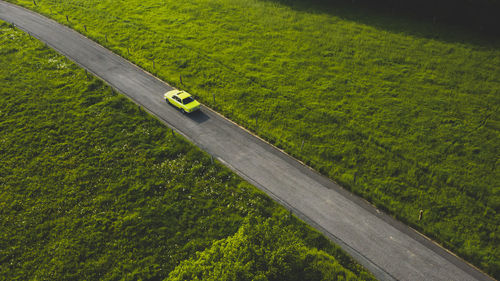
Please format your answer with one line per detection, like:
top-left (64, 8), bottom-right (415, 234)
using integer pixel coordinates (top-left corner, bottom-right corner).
top-left (4, 0), bottom-right (500, 277)
top-left (0, 21), bottom-right (375, 280)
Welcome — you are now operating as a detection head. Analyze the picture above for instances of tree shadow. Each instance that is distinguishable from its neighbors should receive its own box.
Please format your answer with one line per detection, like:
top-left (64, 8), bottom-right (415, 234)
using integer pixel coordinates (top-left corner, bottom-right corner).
top-left (263, 0), bottom-right (500, 48)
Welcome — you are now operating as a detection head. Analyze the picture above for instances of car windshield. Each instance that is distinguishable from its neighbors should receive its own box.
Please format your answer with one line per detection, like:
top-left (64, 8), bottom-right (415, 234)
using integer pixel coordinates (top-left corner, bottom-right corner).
top-left (182, 97), bottom-right (194, 105)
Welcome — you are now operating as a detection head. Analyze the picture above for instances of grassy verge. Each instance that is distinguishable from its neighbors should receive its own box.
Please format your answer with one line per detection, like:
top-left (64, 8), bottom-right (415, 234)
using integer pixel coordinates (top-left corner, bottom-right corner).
top-left (0, 21), bottom-right (375, 280)
top-left (3, 0), bottom-right (500, 277)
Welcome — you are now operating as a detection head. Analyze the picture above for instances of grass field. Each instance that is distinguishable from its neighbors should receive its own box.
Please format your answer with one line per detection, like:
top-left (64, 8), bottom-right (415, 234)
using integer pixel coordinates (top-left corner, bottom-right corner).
top-left (0, 21), bottom-right (375, 280)
top-left (4, 0), bottom-right (500, 277)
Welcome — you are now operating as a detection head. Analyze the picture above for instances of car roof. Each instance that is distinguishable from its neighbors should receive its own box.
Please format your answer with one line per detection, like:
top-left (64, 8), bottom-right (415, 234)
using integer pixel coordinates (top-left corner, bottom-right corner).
top-left (177, 91), bottom-right (192, 99)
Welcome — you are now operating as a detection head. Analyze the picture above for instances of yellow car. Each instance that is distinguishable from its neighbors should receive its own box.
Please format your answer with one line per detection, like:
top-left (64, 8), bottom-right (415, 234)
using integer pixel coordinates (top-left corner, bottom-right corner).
top-left (164, 89), bottom-right (201, 113)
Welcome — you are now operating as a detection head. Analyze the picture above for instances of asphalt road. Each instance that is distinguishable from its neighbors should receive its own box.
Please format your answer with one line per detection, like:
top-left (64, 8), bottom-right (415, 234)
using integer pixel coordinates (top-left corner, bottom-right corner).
top-left (0, 2), bottom-right (494, 280)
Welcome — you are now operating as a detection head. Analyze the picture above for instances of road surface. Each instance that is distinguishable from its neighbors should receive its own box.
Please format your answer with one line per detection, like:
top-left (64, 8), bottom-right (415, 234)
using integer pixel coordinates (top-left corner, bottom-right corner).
top-left (0, 2), bottom-right (493, 280)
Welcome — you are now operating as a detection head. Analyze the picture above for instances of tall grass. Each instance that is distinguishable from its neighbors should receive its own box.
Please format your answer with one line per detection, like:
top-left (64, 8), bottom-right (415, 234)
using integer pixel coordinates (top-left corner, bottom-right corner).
top-left (0, 21), bottom-right (375, 280)
top-left (5, 0), bottom-right (500, 276)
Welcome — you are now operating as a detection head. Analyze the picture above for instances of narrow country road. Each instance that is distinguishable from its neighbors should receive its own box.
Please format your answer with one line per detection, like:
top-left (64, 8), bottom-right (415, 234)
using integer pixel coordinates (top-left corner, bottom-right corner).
top-left (0, 2), bottom-right (493, 280)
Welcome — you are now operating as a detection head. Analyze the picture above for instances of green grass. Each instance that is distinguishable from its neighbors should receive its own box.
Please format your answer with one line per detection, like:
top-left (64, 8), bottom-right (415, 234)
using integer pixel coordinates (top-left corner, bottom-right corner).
top-left (0, 22), bottom-right (375, 280)
top-left (4, 0), bottom-right (500, 277)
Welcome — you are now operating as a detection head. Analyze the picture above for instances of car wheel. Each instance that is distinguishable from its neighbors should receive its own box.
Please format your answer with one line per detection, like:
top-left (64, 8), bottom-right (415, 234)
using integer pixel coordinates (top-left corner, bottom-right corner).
top-left (181, 108), bottom-right (186, 114)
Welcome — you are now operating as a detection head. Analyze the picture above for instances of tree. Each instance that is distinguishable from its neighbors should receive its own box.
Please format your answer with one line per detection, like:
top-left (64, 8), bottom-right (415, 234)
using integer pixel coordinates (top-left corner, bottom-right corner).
top-left (167, 215), bottom-right (362, 281)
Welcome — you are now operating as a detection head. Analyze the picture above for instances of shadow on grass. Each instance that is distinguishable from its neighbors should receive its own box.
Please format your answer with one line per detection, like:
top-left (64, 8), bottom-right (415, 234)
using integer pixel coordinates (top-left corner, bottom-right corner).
top-left (263, 0), bottom-right (500, 48)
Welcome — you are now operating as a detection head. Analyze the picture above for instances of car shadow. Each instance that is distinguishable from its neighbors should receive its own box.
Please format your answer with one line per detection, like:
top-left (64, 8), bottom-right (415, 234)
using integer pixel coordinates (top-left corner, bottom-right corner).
top-left (188, 109), bottom-right (210, 124)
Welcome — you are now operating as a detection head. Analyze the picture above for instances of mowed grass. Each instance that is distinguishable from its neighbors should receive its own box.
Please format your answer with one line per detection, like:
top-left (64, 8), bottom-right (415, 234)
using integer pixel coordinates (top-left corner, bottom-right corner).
top-left (5, 0), bottom-right (500, 276)
top-left (0, 22), bottom-right (375, 280)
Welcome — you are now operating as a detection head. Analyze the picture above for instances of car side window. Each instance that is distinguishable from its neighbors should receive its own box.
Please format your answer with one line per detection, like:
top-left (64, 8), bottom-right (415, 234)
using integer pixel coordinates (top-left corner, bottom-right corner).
top-left (173, 96), bottom-right (180, 103)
